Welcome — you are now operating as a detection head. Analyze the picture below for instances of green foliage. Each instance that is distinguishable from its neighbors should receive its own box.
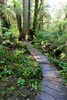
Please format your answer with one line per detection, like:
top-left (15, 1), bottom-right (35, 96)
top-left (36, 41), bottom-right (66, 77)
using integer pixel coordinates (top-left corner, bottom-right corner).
top-left (3, 66), bottom-right (12, 75)
top-left (17, 78), bottom-right (25, 86)
top-left (49, 57), bottom-right (67, 82)
top-left (1, 90), bottom-right (6, 96)
top-left (0, 41), bottom-right (42, 99)
top-left (34, 18), bottom-right (67, 82)
top-left (4, 31), bottom-right (16, 42)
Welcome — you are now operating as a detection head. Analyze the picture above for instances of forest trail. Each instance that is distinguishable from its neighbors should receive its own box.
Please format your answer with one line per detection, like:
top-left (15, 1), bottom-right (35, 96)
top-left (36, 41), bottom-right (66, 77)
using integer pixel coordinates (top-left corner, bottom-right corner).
top-left (25, 41), bottom-right (67, 100)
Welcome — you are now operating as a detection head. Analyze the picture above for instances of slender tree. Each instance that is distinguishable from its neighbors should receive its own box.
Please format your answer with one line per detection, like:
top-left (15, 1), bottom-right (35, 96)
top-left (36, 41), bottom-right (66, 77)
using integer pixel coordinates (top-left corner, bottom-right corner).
top-left (28, 0), bottom-right (30, 29)
top-left (33, 0), bottom-right (39, 34)
top-left (38, 0), bottom-right (44, 31)
top-left (16, 13), bottom-right (22, 39)
top-left (22, 0), bottom-right (30, 40)
top-left (13, 5), bottom-right (22, 40)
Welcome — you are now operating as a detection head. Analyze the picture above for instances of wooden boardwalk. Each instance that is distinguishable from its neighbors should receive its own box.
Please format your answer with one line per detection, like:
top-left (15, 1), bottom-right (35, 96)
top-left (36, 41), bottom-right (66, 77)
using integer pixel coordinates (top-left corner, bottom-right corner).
top-left (25, 41), bottom-right (67, 100)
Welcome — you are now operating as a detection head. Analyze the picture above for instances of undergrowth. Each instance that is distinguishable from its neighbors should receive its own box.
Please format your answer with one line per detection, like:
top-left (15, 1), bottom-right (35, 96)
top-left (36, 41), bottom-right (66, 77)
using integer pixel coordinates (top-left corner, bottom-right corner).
top-left (32, 19), bottom-right (67, 83)
top-left (0, 38), bottom-right (43, 100)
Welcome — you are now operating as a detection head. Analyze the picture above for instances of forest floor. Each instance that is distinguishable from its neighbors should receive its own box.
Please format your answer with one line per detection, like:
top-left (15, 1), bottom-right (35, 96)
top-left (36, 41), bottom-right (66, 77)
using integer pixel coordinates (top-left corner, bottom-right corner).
top-left (0, 41), bottom-right (42, 100)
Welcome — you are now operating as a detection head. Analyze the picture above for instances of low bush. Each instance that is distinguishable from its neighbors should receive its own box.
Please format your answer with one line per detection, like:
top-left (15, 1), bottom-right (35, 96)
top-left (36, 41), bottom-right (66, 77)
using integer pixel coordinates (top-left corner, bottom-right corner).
top-left (0, 41), bottom-right (43, 99)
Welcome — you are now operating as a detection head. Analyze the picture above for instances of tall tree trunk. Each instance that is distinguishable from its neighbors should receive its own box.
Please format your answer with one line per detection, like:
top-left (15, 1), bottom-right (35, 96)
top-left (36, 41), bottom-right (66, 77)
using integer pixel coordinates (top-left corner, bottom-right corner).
top-left (16, 14), bottom-right (23, 41)
top-left (0, 0), bottom-right (10, 34)
top-left (28, 0), bottom-right (30, 29)
top-left (40, 0), bottom-right (44, 31)
top-left (16, 14), bottom-right (22, 35)
top-left (13, 5), bottom-right (22, 41)
top-left (38, 0), bottom-right (44, 31)
top-left (22, 0), bottom-right (30, 40)
top-left (33, 0), bottom-right (39, 34)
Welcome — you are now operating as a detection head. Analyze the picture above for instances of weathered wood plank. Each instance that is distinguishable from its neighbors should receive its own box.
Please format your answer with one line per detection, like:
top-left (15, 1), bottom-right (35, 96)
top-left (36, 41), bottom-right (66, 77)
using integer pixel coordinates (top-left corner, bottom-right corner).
top-left (38, 92), bottom-right (57, 100)
top-left (40, 85), bottom-right (67, 100)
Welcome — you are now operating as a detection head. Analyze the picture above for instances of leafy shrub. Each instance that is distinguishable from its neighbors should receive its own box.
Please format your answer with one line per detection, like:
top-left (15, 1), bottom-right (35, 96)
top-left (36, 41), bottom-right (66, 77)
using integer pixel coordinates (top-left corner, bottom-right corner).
top-left (17, 78), bottom-right (25, 86)
top-left (0, 41), bottom-right (42, 88)
top-left (34, 19), bottom-right (67, 82)
top-left (4, 31), bottom-right (16, 42)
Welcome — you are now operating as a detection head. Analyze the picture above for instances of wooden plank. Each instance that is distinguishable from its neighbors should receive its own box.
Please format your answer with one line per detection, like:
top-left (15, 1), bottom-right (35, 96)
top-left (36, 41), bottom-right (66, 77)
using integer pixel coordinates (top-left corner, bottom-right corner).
top-left (44, 79), bottom-right (66, 87)
top-left (42, 70), bottom-right (60, 78)
top-left (38, 92), bottom-right (57, 100)
top-left (40, 64), bottom-right (57, 71)
top-left (40, 85), bottom-right (67, 100)
top-left (42, 80), bottom-right (67, 93)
